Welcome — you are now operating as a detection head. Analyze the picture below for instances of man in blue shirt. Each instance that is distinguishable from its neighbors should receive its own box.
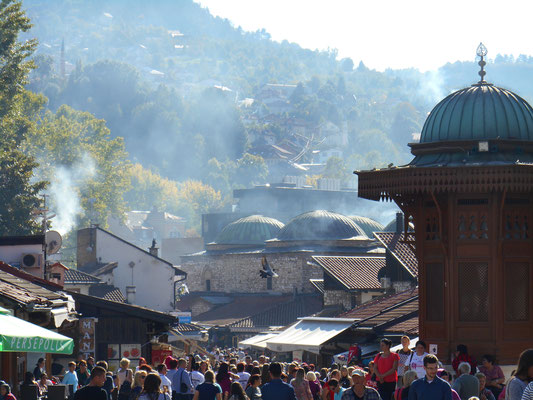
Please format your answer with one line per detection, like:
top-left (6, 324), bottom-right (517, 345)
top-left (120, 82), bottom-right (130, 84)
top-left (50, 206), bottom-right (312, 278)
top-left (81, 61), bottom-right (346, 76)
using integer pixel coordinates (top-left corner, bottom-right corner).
top-left (261, 362), bottom-right (296, 400)
top-left (408, 354), bottom-right (452, 400)
top-left (171, 358), bottom-right (194, 400)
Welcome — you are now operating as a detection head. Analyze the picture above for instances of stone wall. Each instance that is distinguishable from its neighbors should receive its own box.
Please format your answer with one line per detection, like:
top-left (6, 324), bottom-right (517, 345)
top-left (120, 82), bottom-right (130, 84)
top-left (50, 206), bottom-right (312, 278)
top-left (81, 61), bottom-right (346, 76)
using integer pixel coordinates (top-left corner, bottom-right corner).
top-left (181, 252), bottom-right (323, 294)
top-left (323, 290), bottom-right (353, 310)
top-left (323, 289), bottom-right (386, 310)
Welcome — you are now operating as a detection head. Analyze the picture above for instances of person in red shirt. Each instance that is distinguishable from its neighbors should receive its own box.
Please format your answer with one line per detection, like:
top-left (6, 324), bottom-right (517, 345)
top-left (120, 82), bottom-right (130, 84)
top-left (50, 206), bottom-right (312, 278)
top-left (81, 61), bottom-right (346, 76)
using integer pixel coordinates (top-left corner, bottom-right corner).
top-left (373, 338), bottom-right (400, 400)
top-left (365, 362), bottom-right (378, 389)
top-left (452, 344), bottom-right (476, 376)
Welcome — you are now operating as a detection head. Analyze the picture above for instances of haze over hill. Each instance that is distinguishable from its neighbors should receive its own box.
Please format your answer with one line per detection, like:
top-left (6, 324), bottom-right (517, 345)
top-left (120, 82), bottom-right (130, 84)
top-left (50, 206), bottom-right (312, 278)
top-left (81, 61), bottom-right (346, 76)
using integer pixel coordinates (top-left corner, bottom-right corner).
top-left (17, 0), bottom-right (533, 240)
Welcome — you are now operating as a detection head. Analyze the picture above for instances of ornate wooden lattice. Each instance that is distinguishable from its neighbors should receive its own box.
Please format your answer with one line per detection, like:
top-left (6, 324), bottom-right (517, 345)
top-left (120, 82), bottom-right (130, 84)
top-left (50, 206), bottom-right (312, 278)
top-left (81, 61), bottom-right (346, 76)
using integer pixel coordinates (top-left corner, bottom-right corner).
top-left (505, 262), bottom-right (529, 321)
top-left (425, 210), bottom-right (440, 241)
top-left (426, 263), bottom-right (444, 321)
top-left (458, 262), bottom-right (489, 322)
top-left (457, 199), bottom-right (489, 240)
top-left (503, 199), bottom-right (530, 240)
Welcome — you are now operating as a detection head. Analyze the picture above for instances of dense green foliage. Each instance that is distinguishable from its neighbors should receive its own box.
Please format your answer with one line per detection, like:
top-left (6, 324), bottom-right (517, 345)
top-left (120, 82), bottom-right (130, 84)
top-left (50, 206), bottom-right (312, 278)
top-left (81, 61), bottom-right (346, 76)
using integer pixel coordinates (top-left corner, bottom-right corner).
top-left (0, 0), bottom-right (46, 235)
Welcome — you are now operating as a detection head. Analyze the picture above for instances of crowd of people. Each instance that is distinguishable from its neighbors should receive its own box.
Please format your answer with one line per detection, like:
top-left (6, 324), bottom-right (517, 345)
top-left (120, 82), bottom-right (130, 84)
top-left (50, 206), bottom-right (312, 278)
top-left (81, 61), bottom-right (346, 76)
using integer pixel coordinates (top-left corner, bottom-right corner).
top-left (2, 342), bottom-right (533, 400)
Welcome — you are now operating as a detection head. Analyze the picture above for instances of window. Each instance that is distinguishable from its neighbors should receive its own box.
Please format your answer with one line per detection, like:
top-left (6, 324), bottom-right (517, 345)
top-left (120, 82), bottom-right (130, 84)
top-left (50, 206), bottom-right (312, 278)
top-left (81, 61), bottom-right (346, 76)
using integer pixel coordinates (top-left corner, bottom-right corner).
top-left (205, 279), bottom-right (211, 291)
top-left (426, 263), bottom-right (444, 321)
top-left (505, 262), bottom-right (529, 321)
top-left (458, 262), bottom-right (489, 321)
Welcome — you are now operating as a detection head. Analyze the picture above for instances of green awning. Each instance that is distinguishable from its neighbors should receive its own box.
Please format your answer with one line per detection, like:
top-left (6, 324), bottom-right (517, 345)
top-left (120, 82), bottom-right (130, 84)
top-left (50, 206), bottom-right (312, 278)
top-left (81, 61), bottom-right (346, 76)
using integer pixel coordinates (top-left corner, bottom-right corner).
top-left (0, 312), bottom-right (74, 354)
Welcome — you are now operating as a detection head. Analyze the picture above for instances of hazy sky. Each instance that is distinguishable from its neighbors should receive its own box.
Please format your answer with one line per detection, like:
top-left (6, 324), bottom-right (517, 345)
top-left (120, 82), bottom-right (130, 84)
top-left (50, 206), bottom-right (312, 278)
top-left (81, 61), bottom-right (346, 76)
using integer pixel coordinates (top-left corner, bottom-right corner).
top-left (195, 0), bottom-right (533, 71)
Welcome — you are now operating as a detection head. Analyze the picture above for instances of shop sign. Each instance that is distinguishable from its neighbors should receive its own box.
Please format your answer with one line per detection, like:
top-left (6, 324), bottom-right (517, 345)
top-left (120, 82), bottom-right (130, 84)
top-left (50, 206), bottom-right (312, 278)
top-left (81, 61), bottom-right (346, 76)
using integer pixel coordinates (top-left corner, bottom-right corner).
top-left (79, 318), bottom-right (96, 356)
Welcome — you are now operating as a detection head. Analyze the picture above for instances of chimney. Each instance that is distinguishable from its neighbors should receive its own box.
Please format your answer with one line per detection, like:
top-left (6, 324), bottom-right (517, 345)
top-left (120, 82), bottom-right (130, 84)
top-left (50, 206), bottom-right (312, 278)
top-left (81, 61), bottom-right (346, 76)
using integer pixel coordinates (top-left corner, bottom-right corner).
top-left (126, 286), bottom-right (136, 304)
top-left (396, 212), bottom-right (403, 234)
top-left (149, 239), bottom-right (159, 257)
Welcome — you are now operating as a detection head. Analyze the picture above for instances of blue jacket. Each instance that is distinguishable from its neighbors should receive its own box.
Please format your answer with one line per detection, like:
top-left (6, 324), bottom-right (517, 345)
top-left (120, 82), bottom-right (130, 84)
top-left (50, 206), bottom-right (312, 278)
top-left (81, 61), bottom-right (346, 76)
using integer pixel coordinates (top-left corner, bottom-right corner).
top-left (262, 379), bottom-right (297, 400)
top-left (408, 376), bottom-right (452, 400)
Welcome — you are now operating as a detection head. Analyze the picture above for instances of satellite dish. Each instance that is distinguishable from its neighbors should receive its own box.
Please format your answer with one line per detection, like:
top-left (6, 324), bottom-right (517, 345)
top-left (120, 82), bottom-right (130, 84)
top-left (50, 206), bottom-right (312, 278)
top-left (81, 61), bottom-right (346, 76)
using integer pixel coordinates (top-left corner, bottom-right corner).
top-left (45, 230), bottom-right (62, 254)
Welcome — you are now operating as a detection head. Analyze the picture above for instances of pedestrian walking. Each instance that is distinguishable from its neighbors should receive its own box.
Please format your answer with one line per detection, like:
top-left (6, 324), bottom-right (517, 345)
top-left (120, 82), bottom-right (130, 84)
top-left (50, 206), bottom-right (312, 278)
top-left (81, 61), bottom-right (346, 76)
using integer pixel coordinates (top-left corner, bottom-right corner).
top-left (73, 366), bottom-right (108, 400)
top-left (397, 336), bottom-right (413, 388)
top-left (192, 371), bottom-right (222, 400)
top-left (340, 369), bottom-right (381, 400)
top-left (407, 354), bottom-right (451, 400)
top-left (291, 368), bottom-right (313, 400)
top-left (261, 362), bottom-right (297, 400)
top-left (374, 338), bottom-right (400, 400)
top-left (404, 341), bottom-right (429, 380)
top-left (139, 373), bottom-right (171, 400)
top-left (452, 363), bottom-right (479, 400)
top-left (505, 349), bottom-right (533, 400)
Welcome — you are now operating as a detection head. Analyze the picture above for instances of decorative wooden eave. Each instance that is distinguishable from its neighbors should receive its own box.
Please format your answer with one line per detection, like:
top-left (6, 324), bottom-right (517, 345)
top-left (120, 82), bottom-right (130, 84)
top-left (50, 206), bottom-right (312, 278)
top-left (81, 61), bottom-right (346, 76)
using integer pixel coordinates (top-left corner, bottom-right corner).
top-left (356, 163), bottom-right (533, 201)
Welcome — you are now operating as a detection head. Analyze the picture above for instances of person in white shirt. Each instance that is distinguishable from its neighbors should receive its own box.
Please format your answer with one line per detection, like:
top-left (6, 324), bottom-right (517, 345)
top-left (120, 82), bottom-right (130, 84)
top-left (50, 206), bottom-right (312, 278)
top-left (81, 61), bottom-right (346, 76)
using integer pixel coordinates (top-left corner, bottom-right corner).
top-left (404, 340), bottom-right (429, 379)
top-left (156, 364), bottom-right (173, 393)
top-left (236, 362), bottom-right (250, 389)
top-left (190, 362), bottom-right (205, 390)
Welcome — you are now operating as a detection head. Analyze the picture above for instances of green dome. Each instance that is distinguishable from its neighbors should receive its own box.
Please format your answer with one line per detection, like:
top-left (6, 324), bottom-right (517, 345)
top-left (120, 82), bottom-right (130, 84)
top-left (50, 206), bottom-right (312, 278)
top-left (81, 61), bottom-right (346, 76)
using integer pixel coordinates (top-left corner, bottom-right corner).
top-left (384, 218), bottom-right (414, 232)
top-left (215, 215), bottom-right (284, 245)
top-left (277, 210), bottom-right (366, 241)
top-left (348, 215), bottom-right (384, 237)
top-left (420, 83), bottom-right (533, 144)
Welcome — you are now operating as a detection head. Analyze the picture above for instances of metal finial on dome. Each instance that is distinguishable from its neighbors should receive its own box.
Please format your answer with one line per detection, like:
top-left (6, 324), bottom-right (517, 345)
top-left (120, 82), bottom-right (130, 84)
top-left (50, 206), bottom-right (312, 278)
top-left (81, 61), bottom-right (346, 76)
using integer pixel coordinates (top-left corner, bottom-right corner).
top-left (477, 42), bottom-right (488, 83)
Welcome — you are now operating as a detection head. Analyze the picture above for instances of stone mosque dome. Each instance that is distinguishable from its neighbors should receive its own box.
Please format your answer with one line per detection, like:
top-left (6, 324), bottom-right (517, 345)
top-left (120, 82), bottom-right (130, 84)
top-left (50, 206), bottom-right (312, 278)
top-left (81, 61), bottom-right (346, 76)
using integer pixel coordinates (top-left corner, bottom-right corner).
top-left (348, 215), bottom-right (384, 237)
top-left (420, 84), bottom-right (533, 144)
top-left (214, 215), bottom-right (284, 245)
top-left (276, 210), bottom-right (367, 241)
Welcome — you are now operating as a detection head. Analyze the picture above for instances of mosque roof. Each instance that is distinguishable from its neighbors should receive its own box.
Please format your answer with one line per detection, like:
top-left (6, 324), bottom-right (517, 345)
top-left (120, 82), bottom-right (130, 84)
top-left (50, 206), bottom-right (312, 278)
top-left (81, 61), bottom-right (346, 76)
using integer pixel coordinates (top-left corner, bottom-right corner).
top-left (348, 215), bottom-right (384, 237)
top-left (276, 210), bottom-right (367, 241)
top-left (214, 215), bottom-right (284, 245)
top-left (420, 83), bottom-right (533, 145)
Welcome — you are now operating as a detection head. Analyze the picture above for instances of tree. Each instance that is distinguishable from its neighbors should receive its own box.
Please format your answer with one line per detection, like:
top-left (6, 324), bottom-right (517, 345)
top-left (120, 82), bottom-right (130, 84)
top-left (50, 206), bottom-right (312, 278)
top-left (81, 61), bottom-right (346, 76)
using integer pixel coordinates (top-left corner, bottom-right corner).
top-left (0, 1), bottom-right (47, 235)
top-left (322, 156), bottom-right (349, 181)
top-left (234, 153), bottom-right (268, 187)
top-left (25, 105), bottom-right (130, 232)
top-left (341, 58), bottom-right (354, 72)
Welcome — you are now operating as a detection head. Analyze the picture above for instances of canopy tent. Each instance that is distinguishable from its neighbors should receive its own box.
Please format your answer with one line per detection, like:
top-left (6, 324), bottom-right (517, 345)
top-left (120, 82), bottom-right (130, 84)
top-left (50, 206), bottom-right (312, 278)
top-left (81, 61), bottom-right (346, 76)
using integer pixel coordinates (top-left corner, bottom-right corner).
top-left (0, 307), bottom-right (73, 354)
top-left (266, 317), bottom-right (356, 354)
top-left (239, 332), bottom-right (280, 349)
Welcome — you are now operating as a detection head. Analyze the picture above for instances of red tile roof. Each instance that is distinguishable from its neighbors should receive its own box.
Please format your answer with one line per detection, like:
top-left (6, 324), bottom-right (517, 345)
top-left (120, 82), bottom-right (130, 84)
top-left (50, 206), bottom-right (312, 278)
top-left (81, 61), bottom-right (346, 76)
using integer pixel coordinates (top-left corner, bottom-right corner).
top-left (312, 256), bottom-right (385, 290)
top-left (193, 295), bottom-right (293, 326)
top-left (228, 295), bottom-right (323, 332)
top-left (373, 232), bottom-right (418, 277)
top-left (384, 317), bottom-right (419, 335)
top-left (309, 279), bottom-right (325, 294)
top-left (340, 287), bottom-right (419, 335)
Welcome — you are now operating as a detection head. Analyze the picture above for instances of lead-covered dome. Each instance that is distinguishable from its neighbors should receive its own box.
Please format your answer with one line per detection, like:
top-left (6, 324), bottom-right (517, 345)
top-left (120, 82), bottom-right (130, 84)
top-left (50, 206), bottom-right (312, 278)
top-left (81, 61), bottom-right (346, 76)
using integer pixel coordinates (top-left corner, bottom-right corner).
top-left (420, 83), bottom-right (533, 143)
top-left (348, 215), bottom-right (384, 237)
top-left (215, 215), bottom-right (284, 245)
top-left (276, 210), bottom-right (366, 241)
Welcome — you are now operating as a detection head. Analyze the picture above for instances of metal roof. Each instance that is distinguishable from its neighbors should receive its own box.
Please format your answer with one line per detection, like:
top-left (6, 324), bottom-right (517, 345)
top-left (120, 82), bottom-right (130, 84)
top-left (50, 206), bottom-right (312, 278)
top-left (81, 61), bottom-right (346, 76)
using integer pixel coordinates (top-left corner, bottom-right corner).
top-left (420, 83), bottom-right (533, 144)
top-left (348, 216), bottom-right (384, 237)
top-left (214, 215), bottom-right (284, 245)
top-left (277, 210), bottom-right (367, 241)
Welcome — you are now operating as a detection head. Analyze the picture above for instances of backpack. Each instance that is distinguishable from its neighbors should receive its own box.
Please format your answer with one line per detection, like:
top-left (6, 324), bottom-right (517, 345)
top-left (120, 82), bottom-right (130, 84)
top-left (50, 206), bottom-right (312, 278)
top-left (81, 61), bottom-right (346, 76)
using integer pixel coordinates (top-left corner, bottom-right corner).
top-left (118, 370), bottom-right (132, 400)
